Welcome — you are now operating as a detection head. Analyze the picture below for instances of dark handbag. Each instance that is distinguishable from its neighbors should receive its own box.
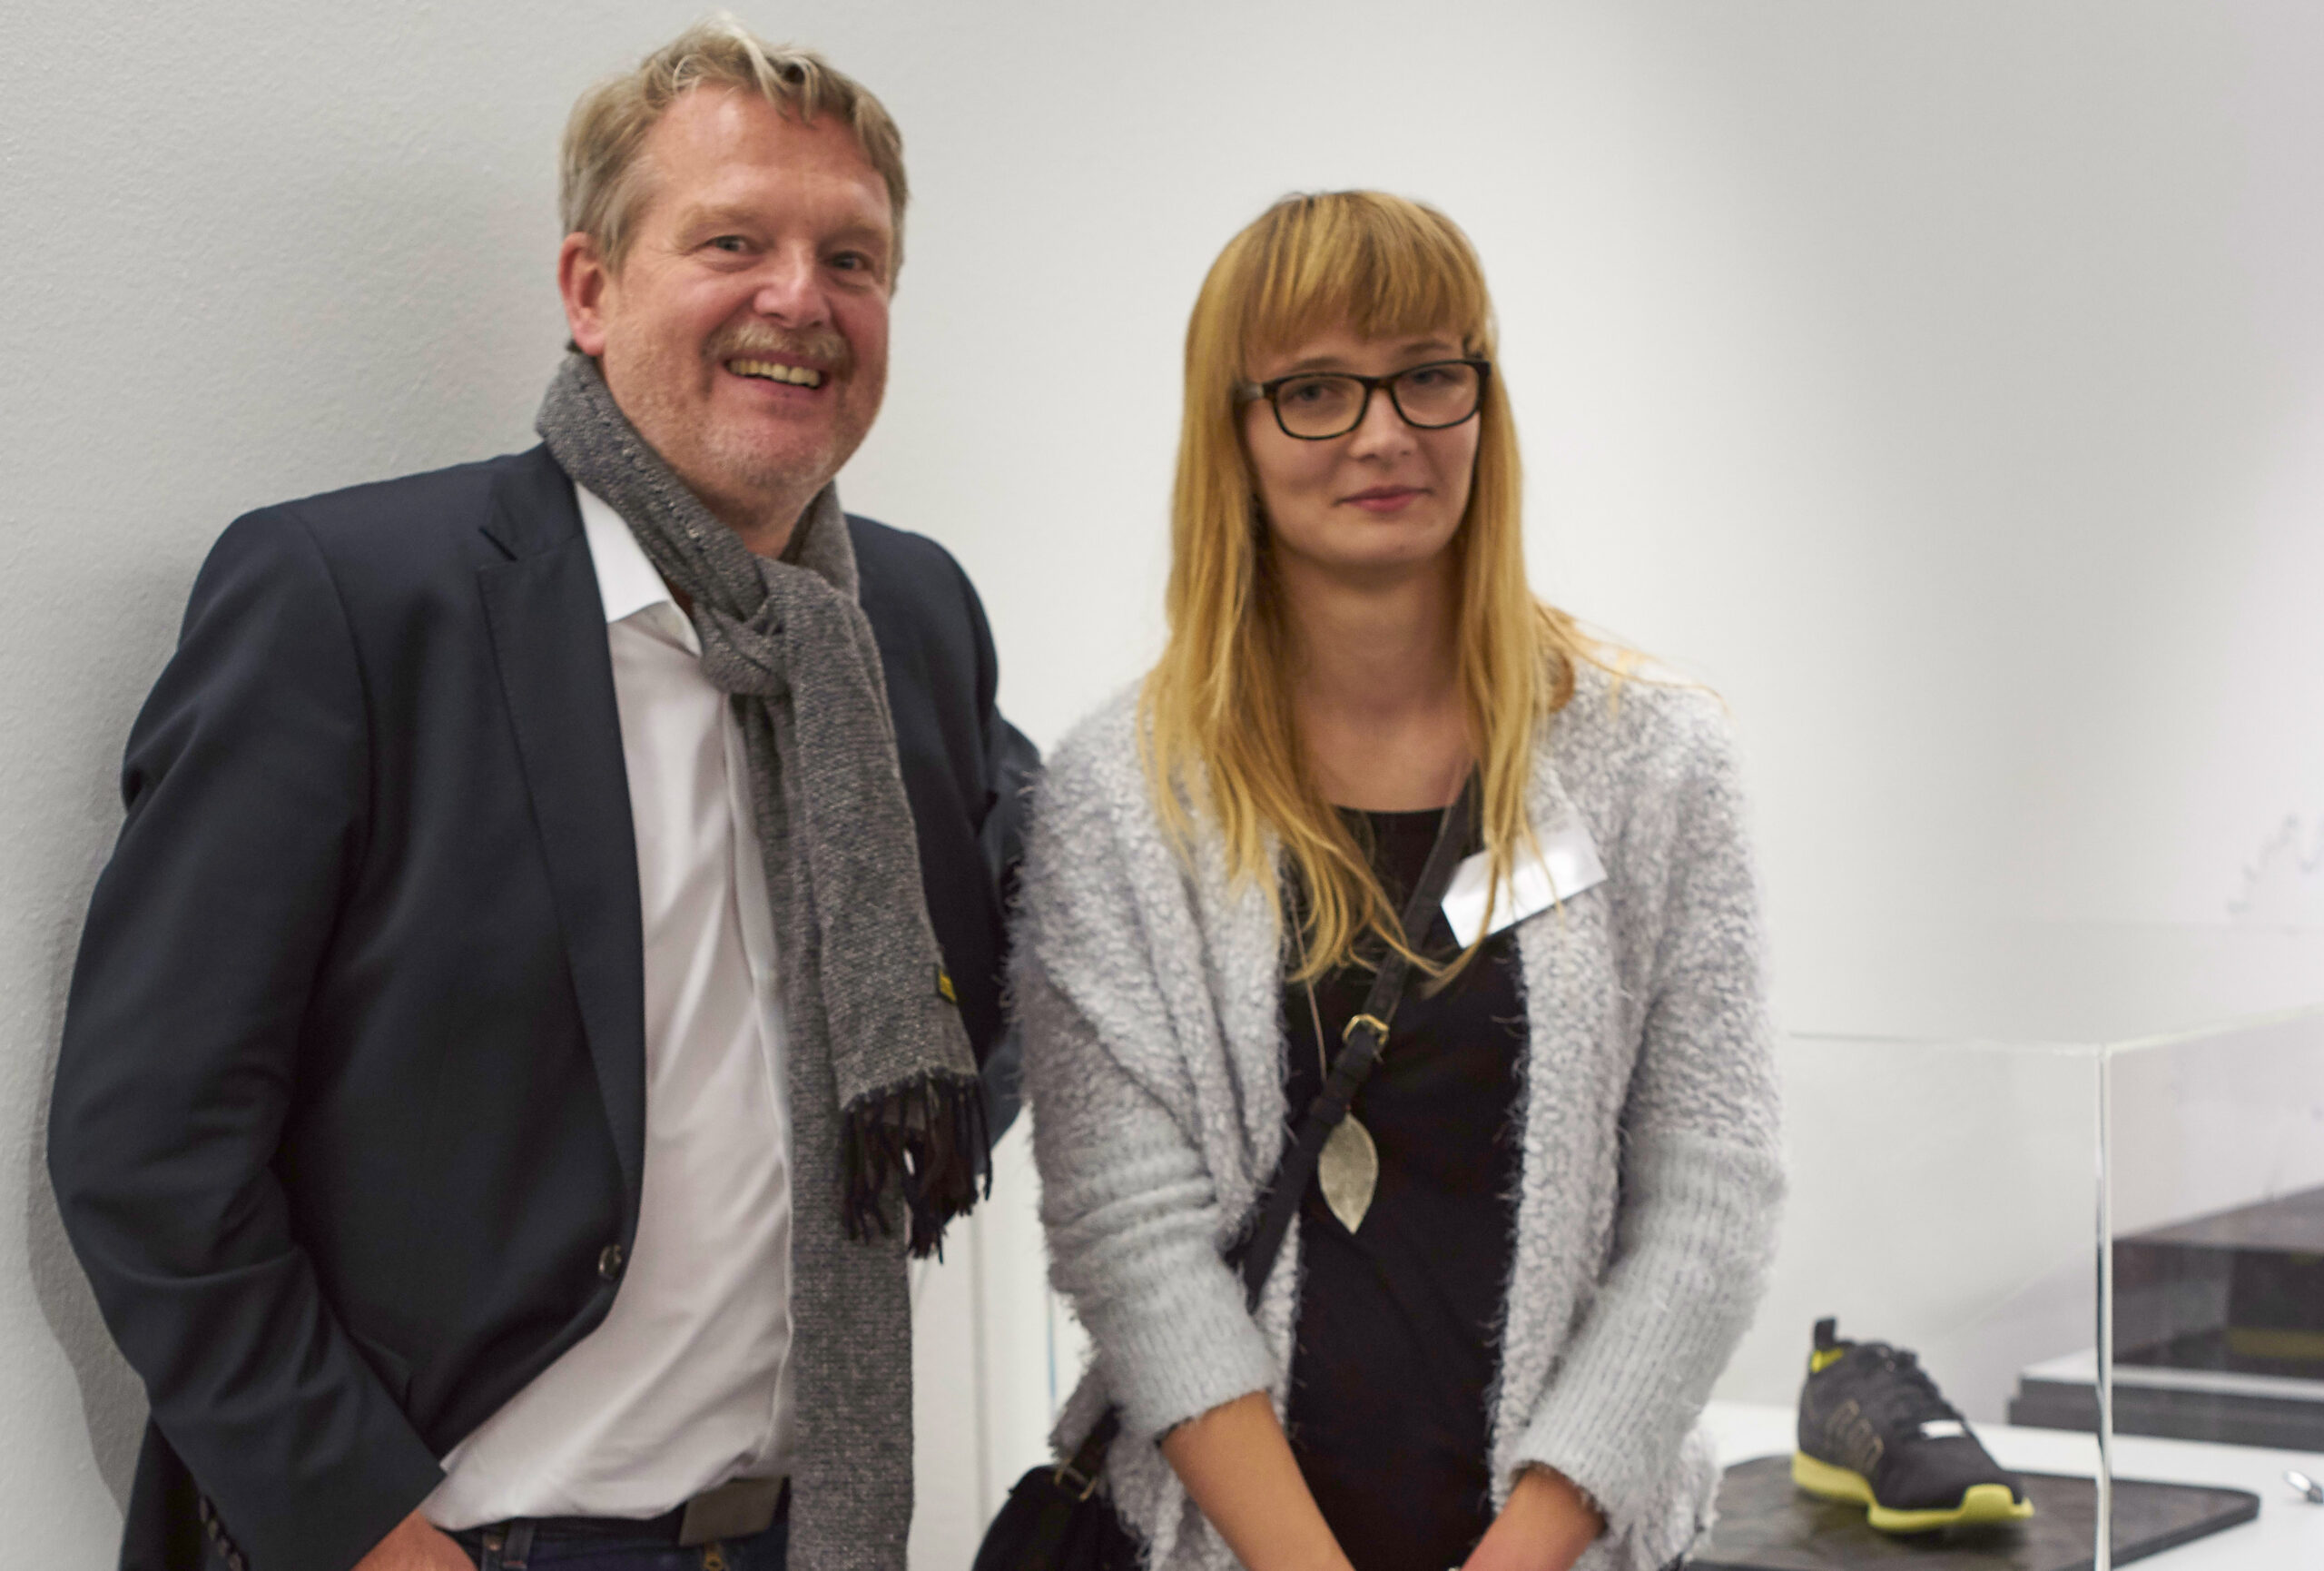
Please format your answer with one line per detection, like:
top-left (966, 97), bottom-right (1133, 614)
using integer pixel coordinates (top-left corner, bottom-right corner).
top-left (971, 779), bottom-right (1477, 1571)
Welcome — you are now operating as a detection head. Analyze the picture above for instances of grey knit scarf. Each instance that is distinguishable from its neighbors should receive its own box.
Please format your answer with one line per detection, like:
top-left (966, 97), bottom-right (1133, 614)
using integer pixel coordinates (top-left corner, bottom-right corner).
top-left (538, 354), bottom-right (984, 1566)
top-left (537, 352), bottom-right (986, 1250)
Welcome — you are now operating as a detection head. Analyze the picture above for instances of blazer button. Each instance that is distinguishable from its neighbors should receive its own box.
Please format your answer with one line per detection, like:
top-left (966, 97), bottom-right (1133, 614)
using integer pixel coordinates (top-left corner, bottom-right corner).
top-left (598, 1242), bottom-right (625, 1280)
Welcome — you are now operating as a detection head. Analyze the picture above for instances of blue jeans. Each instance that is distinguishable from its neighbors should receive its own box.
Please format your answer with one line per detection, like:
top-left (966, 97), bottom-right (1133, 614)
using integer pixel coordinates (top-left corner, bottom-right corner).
top-left (461, 1519), bottom-right (788, 1571)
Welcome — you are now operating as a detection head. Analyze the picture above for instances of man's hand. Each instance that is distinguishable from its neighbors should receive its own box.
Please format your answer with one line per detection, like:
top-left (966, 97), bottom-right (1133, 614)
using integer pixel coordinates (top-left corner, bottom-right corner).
top-left (1462, 1466), bottom-right (1604, 1571)
top-left (351, 1511), bottom-right (472, 1571)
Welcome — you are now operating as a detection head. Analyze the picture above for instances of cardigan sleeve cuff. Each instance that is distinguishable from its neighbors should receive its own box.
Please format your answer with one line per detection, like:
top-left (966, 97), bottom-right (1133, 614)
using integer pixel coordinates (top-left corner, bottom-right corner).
top-left (1510, 1131), bottom-right (1781, 1537)
top-left (1087, 1254), bottom-right (1279, 1440)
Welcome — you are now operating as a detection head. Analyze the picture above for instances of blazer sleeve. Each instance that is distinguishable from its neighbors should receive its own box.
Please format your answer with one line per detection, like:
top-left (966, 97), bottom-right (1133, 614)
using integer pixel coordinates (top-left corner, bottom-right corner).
top-left (975, 706), bottom-right (1039, 1141)
top-left (1511, 700), bottom-right (1785, 1537)
top-left (48, 509), bottom-right (444, 1571)
top-left (960, 550), bottom-right (1039, 1139)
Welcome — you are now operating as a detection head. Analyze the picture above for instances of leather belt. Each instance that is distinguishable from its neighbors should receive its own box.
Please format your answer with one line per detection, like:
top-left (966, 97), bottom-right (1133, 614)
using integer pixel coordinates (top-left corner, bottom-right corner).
top-left (466, 1476), bottom-right (789, 1549)
top-left (676, 1476), bottom-right (790, 1546)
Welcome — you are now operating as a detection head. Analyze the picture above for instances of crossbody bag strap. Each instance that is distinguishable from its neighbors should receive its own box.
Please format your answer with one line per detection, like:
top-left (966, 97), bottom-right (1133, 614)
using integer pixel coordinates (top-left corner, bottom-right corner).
top-left (1229, 770), bottom-right (1477, 1305)
top-left (1059, 771), bottom-right (1479, 1487)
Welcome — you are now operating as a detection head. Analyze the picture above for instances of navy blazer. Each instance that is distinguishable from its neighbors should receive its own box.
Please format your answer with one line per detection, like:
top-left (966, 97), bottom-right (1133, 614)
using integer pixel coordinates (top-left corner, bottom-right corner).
top-left (48, 446), bottom-right (1032, 1571)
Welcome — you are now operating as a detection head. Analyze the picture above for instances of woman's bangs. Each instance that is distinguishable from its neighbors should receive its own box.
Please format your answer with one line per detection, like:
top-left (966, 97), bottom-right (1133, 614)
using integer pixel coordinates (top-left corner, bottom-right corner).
top-left (1239, 196), bottom-right (1489, 365)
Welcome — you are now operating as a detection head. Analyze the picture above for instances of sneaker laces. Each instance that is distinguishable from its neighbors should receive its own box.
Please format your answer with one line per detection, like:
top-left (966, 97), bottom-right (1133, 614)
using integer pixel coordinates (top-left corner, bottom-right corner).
top-left (1851, 1343), bottom-right (1963, 1432)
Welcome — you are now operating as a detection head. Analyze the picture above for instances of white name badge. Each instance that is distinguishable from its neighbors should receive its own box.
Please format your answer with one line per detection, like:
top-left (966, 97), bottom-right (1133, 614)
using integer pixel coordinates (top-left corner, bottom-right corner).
top-left (1440, 822), bottom-right (1608, 947)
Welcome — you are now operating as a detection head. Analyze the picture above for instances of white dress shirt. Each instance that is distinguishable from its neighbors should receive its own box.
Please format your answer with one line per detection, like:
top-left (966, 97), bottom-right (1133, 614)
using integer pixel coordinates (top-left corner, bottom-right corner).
top-left (424, 483), bottom-right (795, 1527)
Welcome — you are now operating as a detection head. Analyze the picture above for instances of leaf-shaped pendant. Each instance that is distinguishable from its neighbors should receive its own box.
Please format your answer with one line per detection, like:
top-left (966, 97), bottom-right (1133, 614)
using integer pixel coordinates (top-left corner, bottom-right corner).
top-left (1317, 1115), bottom-right (1380, 1232)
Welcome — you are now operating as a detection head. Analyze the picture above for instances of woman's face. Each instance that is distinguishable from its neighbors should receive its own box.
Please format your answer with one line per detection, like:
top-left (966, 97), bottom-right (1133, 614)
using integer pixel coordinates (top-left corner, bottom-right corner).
top-left (1241, 326), bottom-right (1481, 581)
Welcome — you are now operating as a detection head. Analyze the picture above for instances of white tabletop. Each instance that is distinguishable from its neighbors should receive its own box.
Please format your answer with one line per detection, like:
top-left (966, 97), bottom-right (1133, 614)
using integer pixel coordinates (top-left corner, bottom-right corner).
top-left (1699, 1401), bottom-right (2324, 1567)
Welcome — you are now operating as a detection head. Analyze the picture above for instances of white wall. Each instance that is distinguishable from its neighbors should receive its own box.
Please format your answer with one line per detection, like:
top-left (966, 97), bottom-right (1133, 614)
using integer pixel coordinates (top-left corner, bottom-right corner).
top-left (8, 4), bottom-right (2324, 1567)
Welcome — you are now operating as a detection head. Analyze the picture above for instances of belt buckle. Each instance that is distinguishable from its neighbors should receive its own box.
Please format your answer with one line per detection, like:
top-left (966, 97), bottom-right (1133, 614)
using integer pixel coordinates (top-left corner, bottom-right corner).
top-left (678, 1476), bottom-right (787, 1547)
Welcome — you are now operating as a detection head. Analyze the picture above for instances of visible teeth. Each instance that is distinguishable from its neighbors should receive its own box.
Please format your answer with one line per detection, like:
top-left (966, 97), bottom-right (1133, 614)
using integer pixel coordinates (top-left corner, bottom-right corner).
top-left (729, 358), bottom-right (823, 388)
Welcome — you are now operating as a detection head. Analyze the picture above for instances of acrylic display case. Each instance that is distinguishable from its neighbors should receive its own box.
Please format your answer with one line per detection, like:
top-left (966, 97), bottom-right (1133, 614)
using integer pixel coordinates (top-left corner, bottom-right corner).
top-left (1701, 917), bottom-right (2324, 1570)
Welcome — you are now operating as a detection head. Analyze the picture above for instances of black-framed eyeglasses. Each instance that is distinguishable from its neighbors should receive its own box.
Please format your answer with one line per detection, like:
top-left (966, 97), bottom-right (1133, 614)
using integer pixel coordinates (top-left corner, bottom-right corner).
top-left (1236, 358), bottom-right (1492, 440)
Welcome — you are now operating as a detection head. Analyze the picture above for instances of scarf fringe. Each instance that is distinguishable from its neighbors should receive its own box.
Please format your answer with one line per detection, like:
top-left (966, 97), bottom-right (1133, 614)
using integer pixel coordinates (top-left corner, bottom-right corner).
top-left (842, 1073), bottom-right (992, 1259)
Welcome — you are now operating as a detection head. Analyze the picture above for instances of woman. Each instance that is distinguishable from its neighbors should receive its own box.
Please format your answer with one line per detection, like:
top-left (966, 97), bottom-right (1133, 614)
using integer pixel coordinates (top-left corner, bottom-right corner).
top-left (1016, 192), bottom-right (1781, 1571)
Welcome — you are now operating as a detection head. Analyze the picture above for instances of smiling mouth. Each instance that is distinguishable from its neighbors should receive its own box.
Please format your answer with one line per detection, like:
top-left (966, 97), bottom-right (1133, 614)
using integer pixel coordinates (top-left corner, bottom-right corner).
top-left (728, 358), bottom-right (825, 389)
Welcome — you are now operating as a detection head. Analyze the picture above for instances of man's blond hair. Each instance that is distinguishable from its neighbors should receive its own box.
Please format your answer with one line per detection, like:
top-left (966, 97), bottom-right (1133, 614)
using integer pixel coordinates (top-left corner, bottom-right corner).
top-left (561, 14), bottom-right (909, 274)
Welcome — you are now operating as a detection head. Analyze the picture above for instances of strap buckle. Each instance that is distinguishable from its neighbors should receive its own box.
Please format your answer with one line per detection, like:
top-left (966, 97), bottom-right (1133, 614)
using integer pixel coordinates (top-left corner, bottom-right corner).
top-left (1341, 1012), bottom-right (1391, 1044)
top-left (1051, 1460), bottom-right (1102, 1501)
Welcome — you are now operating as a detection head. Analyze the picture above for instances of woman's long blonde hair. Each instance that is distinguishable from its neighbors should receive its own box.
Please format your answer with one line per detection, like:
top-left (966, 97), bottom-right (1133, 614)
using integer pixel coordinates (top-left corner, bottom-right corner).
top-left (1141, 191), bottom-right (1601, 982)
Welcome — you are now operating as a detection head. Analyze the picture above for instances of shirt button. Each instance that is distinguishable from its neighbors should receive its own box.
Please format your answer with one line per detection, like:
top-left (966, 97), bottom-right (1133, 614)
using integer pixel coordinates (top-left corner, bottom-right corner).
top-left (598, 1242), bottom-right (625, 1280)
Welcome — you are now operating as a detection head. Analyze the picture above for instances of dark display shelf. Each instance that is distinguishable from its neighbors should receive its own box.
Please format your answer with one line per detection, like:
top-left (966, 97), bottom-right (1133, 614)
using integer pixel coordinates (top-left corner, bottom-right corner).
top-left (2113, 1184), bottom-right (2324, 1378)
top-left (1692, 1455), bottom-right (2259, 1571)
top-left (2010, 1182), bottom-right (2324, 1451)
top-left (2008, 1367), bottom-right (2324, 1452)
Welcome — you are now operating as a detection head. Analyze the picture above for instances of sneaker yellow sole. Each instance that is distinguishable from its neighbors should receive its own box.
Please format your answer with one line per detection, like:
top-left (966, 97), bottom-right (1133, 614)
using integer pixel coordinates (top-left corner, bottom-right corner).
top-left (1791, 1450), bottom-right (2034, 1533)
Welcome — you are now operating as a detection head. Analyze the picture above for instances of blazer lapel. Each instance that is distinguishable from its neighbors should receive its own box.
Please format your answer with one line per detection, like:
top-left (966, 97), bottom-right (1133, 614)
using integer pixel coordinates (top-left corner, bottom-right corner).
top-left (476, 447), bottom-right (646, 1215)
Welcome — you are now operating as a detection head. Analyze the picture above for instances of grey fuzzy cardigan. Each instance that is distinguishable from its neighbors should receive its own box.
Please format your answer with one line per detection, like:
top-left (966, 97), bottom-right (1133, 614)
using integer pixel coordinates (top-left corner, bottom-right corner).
top-left (1015, 667), bottom-right (1784, 1571)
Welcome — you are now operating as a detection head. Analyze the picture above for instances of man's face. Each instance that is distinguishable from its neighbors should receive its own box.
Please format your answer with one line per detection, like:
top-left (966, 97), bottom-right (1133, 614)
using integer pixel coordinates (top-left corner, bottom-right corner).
top-left (560, 86), bottom-right (893, 542)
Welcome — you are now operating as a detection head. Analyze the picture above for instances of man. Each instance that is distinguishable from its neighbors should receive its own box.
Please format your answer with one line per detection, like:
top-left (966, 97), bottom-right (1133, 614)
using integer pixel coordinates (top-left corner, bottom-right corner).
top-left (49, 21), bottom-right (1031, 1571)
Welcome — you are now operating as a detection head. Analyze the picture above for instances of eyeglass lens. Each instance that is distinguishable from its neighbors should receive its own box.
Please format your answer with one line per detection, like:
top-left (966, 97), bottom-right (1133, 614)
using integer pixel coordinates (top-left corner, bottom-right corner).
top-left (1273, 362), bottom-right (1482, 439)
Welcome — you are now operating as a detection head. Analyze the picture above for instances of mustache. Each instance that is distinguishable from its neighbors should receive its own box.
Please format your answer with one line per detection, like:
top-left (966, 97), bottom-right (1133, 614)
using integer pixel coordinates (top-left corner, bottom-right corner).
top-left (707, 324), bottom-right (852, 373)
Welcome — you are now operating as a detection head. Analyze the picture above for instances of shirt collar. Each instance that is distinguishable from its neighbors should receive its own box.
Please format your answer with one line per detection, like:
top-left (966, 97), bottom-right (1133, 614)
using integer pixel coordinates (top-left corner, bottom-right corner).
top-left (574, 481), bottom-right (676, 627)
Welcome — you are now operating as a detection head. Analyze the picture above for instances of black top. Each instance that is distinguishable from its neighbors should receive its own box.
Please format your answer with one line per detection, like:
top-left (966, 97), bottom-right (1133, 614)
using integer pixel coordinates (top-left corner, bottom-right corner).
top-left (1284, 807), bottom-right (1528, 1571)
